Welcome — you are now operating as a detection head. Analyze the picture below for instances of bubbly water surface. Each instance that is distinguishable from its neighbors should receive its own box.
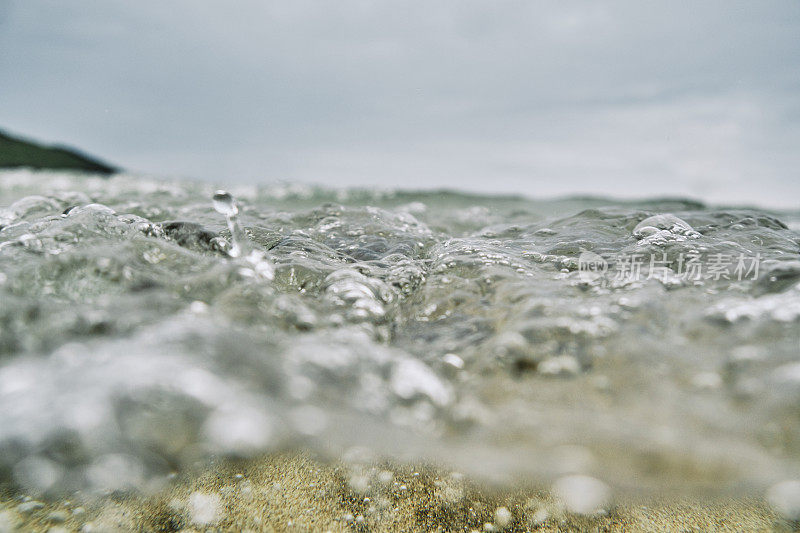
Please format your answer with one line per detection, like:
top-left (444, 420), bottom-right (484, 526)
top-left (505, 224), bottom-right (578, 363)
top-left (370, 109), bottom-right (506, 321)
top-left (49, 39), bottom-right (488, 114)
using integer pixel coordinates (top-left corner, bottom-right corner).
top-left (1, 169), bottom-right (800, 501)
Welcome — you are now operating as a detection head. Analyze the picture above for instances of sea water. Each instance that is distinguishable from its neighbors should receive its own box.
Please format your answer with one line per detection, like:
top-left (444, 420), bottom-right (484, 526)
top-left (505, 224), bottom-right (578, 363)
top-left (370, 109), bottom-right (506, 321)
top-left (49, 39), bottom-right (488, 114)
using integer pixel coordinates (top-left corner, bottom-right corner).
top-left (1, 169), bottom-right (799, 507)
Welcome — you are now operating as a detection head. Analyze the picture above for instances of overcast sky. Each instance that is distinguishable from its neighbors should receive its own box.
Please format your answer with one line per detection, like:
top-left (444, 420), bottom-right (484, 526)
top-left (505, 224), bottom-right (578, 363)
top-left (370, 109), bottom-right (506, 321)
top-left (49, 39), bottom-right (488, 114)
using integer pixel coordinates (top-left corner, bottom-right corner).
top-left (1, 1), bottom-right (799, 207)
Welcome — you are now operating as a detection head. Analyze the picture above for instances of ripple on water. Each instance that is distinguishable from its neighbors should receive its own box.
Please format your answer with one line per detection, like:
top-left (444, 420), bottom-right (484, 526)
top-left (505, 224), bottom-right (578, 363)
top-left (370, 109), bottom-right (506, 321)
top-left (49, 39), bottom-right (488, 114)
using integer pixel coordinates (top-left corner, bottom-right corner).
top-left (0, 172), bottom-right (799, 501)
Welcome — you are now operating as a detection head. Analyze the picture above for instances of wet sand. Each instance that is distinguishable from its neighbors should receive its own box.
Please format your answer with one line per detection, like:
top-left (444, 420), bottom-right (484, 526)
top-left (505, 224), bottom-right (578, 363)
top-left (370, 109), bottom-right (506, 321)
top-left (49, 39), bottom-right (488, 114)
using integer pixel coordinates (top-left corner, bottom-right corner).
top-left (0, 452), bottom-right (792, 532)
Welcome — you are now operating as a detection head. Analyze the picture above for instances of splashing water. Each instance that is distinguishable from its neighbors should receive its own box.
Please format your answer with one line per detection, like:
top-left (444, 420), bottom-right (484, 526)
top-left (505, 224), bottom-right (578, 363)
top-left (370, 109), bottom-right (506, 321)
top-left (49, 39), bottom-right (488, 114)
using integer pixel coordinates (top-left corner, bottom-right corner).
top-left (213, 189), bottom-right (248, 258)
top-left (1, 169), bottom-right (800, 506)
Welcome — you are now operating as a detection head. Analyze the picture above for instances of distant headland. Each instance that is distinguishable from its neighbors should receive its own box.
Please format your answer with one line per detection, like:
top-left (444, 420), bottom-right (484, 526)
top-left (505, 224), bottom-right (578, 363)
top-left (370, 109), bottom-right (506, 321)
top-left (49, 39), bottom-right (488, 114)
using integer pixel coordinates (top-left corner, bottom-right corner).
top-left (0, 129), bottom-right (117, 175)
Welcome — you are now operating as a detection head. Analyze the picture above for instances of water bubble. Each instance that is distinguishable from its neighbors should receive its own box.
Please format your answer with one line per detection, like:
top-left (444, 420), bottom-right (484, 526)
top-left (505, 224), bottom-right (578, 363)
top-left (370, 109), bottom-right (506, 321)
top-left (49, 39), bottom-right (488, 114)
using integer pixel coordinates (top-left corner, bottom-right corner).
top-left (86, 454), bottom-right (145, 492)
top-left (203, 405), bottom-right (273, 454)
top-left (348, 473), bottom-right (371, 494)
top-left (443, 353), bottom-right (465, 370)
top-left (767, 479), bottom-right (800, 520)
top-left (390, 359), bottom-right (452, 407)
top-left (553, 475), bottom-right (610, 515)
top-left (240, 249), bottom-right (275, 281)
top-left (67, 203), bottom-right (116, 217)
top-left (526, 505), bottom-right (549, 526)
top-left (493, 506), bottom-right (512, 529)
top-left (538, 355), bottom-right (581, 377)
top-left (189, 301), bottom-right (209, 314)
top-left (13, 455), bottom-right (63, 493)
top-left (5, 195), bottom-right (61, 222)
top-left (633, 214), bottom-right (694, 235)
top-left (188, 491), bottom-right (222, 526)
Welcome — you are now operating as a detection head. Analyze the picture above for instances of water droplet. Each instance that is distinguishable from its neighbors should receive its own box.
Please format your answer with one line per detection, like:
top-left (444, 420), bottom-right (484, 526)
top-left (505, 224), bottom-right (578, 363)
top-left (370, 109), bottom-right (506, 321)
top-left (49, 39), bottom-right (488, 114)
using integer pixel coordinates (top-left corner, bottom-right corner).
top-left (212, 190), bottom-right (238, 217)
top-left (212, 190), bottom-right (250, 258)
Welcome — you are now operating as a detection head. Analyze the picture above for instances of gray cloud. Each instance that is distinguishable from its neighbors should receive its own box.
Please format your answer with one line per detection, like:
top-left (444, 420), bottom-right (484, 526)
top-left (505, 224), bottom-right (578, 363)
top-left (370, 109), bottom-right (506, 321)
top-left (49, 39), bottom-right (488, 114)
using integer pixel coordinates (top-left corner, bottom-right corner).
top-left (1, 1), bottom-right (799, 207)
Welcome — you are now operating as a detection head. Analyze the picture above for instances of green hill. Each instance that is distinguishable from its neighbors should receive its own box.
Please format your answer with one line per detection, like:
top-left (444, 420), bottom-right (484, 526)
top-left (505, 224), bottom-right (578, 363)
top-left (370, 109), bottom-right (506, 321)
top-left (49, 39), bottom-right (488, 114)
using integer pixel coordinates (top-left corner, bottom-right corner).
top-left (0, 129), bottom-right (117, 174)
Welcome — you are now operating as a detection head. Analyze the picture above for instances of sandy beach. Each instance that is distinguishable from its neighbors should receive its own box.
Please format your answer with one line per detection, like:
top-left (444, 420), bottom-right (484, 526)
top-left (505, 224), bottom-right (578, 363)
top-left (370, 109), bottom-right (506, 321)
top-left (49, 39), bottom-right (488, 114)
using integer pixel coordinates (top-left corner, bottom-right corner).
top-left (0, 453), bottom-right (790, 532)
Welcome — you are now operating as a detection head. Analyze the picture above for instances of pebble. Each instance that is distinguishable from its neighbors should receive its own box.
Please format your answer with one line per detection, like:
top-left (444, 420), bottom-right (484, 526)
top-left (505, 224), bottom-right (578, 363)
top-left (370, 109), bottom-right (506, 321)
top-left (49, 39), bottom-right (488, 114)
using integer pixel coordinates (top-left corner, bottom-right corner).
top-left (47, 510), bottom-right (70, 523)
top-left (17, 501), bottom-right (44, 514)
